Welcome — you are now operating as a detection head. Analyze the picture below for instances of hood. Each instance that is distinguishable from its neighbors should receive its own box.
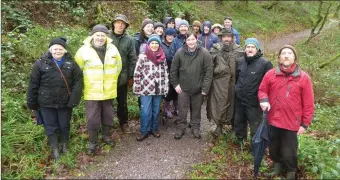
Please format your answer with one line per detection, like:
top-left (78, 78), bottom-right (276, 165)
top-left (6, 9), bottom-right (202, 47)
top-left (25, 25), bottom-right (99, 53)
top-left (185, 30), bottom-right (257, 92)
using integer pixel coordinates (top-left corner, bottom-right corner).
top-left (201, 21), bottom-right (212, 35)
top-left (163, 16), bottom-right (175, 27)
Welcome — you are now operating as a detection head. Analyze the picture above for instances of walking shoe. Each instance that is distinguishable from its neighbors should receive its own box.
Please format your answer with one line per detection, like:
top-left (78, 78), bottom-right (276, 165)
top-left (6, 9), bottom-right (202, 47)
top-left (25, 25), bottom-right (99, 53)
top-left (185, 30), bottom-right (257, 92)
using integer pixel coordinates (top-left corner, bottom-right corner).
top-left (174, 128), bottom-right (185, 139)
top-left (136, 132), bottom-right (149, 141)
top-left (151, 130), bottom-right (161, 138)
top-left (192, 128), bottom-right (201, 139)
top-left (120, 123), bottom-right (131, 133)
top-left (102, 125), bottom-right (115, 146)
top-left (212, 125), bottom-right (222, 137)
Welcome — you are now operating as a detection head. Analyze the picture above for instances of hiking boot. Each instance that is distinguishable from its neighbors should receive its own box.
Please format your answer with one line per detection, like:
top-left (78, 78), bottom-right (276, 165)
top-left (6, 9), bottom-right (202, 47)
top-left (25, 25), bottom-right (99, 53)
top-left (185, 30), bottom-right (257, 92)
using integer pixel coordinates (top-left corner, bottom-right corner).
top-left (88, 130), bottom-right (98, 155)
top-left (264, 162), bottom-right (282, 177)
top-left (48, 134), bottom-right (60, 160)
top-left (120, 123), bottom-right (131, 134)
top-left (286, 172), bottom-right (296, 180)
top-left (212, 125), bottom-right (222, 137)
top-left (174, 128), bottom-right (185, 139)
top-left (164, 101), bottom-right (173, 118)
top-left (151, 130), bottom-right (161, 138)
top-left (136, 132), bottom-right (149, 141)
top-left (192, 128), bottom-right (201, 139)
top-left (102, 125), bottom-right (115, 146)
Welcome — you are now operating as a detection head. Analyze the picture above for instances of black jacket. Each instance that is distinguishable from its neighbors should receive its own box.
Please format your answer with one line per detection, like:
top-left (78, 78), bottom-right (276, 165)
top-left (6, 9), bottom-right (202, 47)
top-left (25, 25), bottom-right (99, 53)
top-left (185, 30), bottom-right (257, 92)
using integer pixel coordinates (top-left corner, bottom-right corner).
top-left (27, 52), bottom-right (83, 109)
top-left (235, 52), bottom-right (273, 107)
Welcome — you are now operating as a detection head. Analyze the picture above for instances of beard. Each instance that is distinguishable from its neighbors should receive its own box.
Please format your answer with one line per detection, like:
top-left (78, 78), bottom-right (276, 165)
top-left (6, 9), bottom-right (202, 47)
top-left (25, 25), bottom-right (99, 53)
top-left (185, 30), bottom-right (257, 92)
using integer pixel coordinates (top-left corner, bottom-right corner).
top-left (222, 41), bottom-right (232, 51)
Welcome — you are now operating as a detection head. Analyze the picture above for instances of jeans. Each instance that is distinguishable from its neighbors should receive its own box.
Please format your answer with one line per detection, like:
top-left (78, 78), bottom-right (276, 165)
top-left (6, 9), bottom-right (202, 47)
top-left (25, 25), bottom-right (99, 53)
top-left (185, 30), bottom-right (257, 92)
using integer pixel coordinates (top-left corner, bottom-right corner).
top-left (139, 95), bottom-right (163, 135)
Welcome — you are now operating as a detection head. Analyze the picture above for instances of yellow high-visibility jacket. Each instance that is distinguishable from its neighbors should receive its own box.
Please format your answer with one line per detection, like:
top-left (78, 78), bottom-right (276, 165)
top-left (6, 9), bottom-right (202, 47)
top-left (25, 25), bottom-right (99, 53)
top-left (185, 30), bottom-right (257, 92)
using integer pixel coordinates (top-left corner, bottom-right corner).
top-left (75, 37), bottom-right (122, 100)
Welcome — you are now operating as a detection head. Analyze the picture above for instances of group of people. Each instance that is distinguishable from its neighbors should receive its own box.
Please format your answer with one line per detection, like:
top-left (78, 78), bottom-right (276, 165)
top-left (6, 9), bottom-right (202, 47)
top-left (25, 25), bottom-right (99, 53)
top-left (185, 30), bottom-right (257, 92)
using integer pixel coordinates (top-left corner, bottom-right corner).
top-left (27, 14), bottom-right (314, 179)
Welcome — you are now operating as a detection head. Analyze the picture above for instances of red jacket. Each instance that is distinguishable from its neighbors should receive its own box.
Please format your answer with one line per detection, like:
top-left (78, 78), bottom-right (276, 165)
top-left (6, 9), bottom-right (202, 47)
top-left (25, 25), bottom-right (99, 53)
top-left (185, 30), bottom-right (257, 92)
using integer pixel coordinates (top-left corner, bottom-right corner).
top-left (258, 66), bottom-right (314, 131)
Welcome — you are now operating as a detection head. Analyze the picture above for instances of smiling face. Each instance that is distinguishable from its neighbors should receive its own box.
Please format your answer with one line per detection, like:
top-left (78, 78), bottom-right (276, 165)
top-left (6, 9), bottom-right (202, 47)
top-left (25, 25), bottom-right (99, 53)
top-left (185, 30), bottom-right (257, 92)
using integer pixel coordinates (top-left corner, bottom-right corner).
top-left (113, 20), bottom-right (127, 35)
top-left (221, 35), bottom-right (233, 46)
top-left (50, 44), bottom-right (66, 60)
top-left (279, 48), bottom-right (295, 68)
top-left (179, 25), bottom-right (189, 35)
top-left (224, 19), bottom-right (232, 29)
top-left (154, 27), bottom-right (164, 36)
top-left (92, 32), bottom-right (107, 47)
top-left (213, 27), bottom-right (221, 34)
top-left (167, 21), bottom-right (175, 28)
top-left (165, 35), bottom-right (174, 43)
top-left (143, 24), bottom-right (154, 36)
top-left (203, 26), bottom-right (210, 34)
top-left (192, 25), bottom-right (200, 33)
top-left (245, 44), bottom-right (258, 57)
top-left (149, 41), bottom-right (160, 52)
top-left (186, 34), bottom-right (197, 49)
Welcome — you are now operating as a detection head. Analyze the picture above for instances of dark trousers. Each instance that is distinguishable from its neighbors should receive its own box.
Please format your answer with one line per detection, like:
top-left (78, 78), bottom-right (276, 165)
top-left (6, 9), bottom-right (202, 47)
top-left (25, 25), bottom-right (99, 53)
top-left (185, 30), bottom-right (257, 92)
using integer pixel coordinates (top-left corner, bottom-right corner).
top-left (40, 107), bottom-right (72, 142)
top-left (177, 91), bottom-right (204, 130)
top-left (233, 98), bottom-right (262, 140)
top-left (86, 99), bottom-right (114, 130)
top-left (269, 125), bottom-right (298, 172)
top-left (116, 85), bottom-right (128, 125)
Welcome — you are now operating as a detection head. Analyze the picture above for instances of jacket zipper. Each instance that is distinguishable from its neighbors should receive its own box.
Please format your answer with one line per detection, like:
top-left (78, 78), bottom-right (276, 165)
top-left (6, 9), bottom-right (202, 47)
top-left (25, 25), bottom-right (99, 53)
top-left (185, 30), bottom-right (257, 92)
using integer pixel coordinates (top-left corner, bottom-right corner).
top-left (286, 85), bottom-right (291, 98)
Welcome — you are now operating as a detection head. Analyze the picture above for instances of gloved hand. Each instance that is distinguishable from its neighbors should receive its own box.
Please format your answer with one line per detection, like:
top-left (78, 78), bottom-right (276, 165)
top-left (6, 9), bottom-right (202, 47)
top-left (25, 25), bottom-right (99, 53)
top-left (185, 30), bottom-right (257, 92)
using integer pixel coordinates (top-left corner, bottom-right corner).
top-left (260, 102), bottom-right (271, 111)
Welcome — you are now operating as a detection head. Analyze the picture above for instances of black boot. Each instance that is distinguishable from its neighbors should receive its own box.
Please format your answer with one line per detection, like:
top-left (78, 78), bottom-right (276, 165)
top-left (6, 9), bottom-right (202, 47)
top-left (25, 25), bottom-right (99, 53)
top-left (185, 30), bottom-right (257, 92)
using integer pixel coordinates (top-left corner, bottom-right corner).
top-left (60, 130), bottom-right (69, 154)
top-left (102, 125), bottom-right (115, 146)
top-left (88, 130), bottom-right (98, 155)
top-left (48, 134), bottom-right (60, 160)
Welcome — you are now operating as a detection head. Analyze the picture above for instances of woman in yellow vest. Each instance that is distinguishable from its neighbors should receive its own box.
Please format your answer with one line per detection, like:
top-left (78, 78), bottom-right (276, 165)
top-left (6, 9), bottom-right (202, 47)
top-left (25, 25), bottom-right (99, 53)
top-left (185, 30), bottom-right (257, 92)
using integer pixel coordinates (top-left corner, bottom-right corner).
top-left (75, 24), bottom-right (122, 154)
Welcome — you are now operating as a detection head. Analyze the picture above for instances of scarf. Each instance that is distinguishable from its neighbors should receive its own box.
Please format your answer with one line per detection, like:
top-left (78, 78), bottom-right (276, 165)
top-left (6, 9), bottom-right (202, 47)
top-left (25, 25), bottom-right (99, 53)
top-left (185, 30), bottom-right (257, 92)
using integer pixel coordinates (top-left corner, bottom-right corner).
top-left (279, 63), bottom-right (297, 75)
top-left (145, 45), bottom-right (165, 65)
top-left (53, 56), bottom-right (65, 67)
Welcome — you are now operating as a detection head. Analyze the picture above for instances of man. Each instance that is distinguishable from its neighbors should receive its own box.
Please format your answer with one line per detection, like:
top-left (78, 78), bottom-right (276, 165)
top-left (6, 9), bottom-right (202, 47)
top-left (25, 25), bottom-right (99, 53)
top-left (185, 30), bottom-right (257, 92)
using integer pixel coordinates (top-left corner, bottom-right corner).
top-left (233, 38), bottom-right (273, 143)
top-left (206, 28), bottom-right (243, 137)
top-left (170, 32), bottom-right (213, 139)
top-left (223, 16), bottom-right (240, 45)
top-left (170, 19), bottom-right (190, 54)
top-left (258, 45), bottom-right (314, 180)
top-left (75, 24), bottom-right (122, 154)
top-left (108, 14), bottom-right (137, 133)
top-left (198, 20), bottom-right (219, 51)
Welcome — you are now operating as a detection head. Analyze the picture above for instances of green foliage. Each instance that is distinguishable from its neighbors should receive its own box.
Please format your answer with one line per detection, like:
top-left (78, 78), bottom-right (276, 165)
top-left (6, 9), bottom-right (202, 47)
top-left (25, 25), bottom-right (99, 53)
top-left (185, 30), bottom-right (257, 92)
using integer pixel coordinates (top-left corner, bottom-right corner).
top-left (1, 2), bottom-right (33, 32)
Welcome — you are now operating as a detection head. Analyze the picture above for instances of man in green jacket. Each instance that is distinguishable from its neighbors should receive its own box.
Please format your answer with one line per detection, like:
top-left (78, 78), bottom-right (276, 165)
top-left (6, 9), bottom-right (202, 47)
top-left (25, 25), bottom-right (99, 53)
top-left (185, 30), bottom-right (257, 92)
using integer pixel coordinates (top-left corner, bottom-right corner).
top-left (108, 14), bottom-right (137, 133)
top-left (170, 32), bottom-right (213, 139)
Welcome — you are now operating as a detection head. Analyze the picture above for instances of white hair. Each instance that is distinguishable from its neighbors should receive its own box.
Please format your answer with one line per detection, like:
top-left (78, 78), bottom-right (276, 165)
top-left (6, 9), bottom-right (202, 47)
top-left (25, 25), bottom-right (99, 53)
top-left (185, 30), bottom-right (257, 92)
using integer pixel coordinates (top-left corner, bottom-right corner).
top-left (49, 44), bottom-right (67, 53)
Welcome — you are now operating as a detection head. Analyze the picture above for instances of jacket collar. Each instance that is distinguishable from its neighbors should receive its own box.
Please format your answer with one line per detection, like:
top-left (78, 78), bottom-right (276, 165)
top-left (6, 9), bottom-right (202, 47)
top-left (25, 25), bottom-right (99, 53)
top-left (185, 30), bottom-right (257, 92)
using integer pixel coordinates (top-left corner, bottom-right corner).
top-left (275, 64), bottom-right (301, 77)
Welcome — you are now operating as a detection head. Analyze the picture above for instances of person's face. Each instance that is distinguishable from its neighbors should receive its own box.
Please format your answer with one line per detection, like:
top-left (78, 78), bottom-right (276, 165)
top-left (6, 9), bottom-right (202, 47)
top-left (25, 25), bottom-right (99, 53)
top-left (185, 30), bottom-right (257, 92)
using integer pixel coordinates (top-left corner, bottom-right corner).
top-left (165, 35), bottom-right (174, 43)
top-left (213, 27), bottom-right (220, 34)
top-left (245, 44), bottom-right (258, 57)
top-left (50, 44), bottom-right (66, 60)
top-left (279, 48), bottom-right (295, 67)
top-left (143, 24), bottom-right (154, 36)
top-left (221, 35), bottom-right (233, 46)
top-left (192, 26), bottom-right (200, 33)
top-left (224, 19), bottom-right (232, 29)
top-left (186, 34), bottom-right (197, 49)
top-left (155, 27), bottom-right (164, 36)
top-left (167, 21), bottom-right (175, 28)
top-left (179, 25), bottom-right (188, 35)
top-left (113, 20), bottom-right (127, 34)
top-left (149, 41), bottom-right (160, 52)
top-left (203, 26), bottom-right (210, 34)
top-left (92, 32), bottom-right (107, 47)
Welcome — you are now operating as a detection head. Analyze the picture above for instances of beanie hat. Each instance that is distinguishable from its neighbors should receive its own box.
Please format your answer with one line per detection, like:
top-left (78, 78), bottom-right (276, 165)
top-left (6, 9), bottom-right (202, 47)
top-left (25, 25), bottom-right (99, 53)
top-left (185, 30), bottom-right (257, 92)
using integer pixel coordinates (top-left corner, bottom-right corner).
top-left (165, 28), bottom-right (177, 36)
top-left (244, 38), bottom-right (261, 51)
top-left (154, 22), bottom-right (165, 29)
top-left (49, 37), bottom-right (67, 48)
top-left (112, 14), bottom-right (130, 29)
top-left (278, 45), bottom-right (298, 62)
top-left (192, 20), bottom-right (201, 27)
top-left (178, 20), bottom-right (189, 28)
top-left (91, 24), bottom-right (109, 35)
top-left (147, 34), bottom-right (161, 45)
top-left (142, 18), bottom-right (154, 30)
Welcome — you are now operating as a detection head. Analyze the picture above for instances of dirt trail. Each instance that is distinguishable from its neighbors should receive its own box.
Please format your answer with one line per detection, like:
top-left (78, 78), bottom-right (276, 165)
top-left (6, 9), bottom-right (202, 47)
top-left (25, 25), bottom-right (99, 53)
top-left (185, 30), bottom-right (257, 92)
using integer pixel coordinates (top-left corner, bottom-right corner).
top-left (64, 19), bottom-right (339, 179)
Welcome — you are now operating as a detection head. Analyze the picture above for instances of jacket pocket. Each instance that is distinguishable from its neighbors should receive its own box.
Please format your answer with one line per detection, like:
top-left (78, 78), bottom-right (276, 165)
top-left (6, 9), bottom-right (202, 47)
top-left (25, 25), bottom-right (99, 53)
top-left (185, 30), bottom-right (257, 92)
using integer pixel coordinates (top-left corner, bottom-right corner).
top-left (38, 90), bottom-right (51, 105)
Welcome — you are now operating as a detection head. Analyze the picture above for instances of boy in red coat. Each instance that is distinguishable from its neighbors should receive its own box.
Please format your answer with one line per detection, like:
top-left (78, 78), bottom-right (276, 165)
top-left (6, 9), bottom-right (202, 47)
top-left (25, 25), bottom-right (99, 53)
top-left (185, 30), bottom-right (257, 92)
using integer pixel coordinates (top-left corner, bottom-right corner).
top-left (258, 45), bottom-right (315, 179)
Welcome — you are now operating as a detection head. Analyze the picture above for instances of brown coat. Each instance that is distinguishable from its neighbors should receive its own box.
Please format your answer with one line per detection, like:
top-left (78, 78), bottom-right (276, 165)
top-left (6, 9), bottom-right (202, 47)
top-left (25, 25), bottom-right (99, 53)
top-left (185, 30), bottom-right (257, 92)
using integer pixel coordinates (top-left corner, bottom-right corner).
top-left (206, 42), bottom-right (244, 125)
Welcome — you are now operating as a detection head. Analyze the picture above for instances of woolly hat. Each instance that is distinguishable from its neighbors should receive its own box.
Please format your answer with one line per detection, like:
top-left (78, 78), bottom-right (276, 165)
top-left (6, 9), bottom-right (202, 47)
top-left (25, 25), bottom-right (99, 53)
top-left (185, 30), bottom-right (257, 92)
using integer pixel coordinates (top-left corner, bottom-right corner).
top-left (154, 22), bottom-right (165, 29)
top-left (278, 45), bottom-right (298, 62)
top-left (49, 37), bottom-right (67, 48)
top-left (147, 34), bottom-right (161, 45)
top-left (244, 38), bottom-right (261, 51)
top-left (91, 24), bottom-right (109, 35)
top-left (212, 23), bottom-right (223, 31)
top-left (165, 28), bottom-right (177, 36)
top-left (192, 20), bottom-right (201, 27)
top-left (142, 18), bottom-right (154, 30)
top-left (112, 14), bottom-right (130, 28)
top-left (178, 20), bottom-right (189, 28)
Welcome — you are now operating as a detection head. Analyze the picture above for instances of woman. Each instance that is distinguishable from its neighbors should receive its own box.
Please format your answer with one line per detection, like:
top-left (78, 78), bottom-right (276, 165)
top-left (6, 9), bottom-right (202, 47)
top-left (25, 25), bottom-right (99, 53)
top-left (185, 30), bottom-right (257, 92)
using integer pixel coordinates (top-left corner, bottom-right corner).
top-left (133, 34), bottom-right (169, 141)
top-left (154, 22), bottom-right (165, 37)
top-left (27, 37), bottom-right (83, 160)
top-left (161, 28), bottom-right (178, 119)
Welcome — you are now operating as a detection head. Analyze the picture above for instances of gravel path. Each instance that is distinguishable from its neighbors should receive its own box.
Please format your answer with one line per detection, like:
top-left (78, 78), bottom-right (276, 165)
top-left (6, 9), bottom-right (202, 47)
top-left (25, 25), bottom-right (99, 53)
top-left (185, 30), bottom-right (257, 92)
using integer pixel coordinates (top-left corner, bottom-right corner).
top-left (73, 102), bottom-right (215, 179)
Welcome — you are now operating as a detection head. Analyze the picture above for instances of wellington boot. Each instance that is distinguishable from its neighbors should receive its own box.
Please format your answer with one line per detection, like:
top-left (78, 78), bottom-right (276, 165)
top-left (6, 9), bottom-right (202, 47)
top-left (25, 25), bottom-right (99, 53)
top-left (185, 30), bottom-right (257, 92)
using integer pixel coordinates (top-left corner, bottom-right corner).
top-left (102, 125), bottom-right (115, 146)
top-left (88, 130), bottom-right (98, 155)
top-left (264, 162), bottom-right (282, 177)
top-left (48, 134), bottom-right (60, 160)
top-left (286, 172), bottom-right (296, 180)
